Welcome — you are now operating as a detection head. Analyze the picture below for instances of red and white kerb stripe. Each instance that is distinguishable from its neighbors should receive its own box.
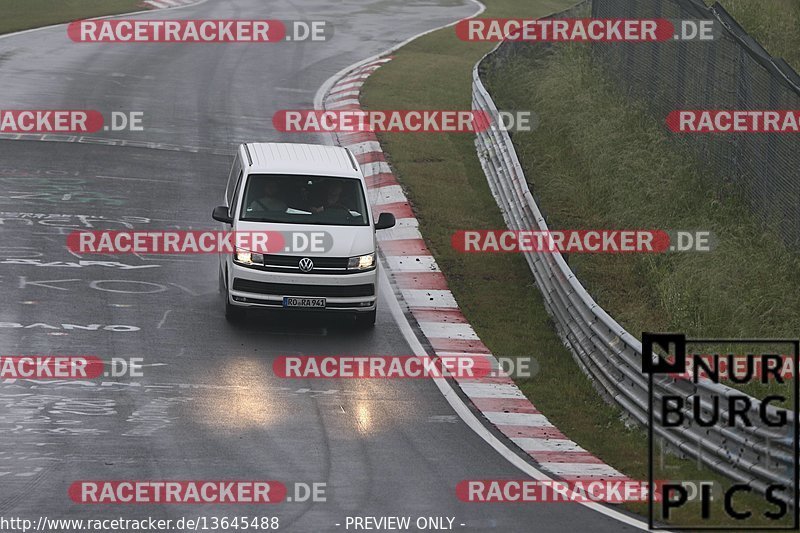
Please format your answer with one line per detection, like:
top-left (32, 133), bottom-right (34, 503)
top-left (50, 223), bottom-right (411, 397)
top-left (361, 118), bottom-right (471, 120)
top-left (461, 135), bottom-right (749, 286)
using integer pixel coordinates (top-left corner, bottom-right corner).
top-left (323, 57), bottom-right (627, 481)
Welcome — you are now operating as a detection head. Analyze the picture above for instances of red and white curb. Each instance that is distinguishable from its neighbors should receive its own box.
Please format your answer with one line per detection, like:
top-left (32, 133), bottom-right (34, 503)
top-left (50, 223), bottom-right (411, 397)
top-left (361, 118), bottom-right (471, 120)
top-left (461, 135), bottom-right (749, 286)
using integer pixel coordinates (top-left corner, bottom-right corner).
top-left (142, 0), bottom-right (201, 10)
top-left (322, 57), bottom-right (627, 482)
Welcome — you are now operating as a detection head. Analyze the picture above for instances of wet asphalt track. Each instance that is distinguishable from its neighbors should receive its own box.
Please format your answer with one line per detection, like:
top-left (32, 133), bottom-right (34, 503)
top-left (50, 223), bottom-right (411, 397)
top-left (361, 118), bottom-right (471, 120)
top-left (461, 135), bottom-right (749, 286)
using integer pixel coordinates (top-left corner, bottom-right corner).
top-left (0, 1), bottom-right (642, 531)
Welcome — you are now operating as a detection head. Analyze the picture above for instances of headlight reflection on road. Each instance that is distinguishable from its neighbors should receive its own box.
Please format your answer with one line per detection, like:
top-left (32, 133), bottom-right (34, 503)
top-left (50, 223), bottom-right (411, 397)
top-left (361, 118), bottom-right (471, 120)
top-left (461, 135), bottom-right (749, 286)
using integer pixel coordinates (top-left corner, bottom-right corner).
top-left (196, 358), bottom-right (277, 430)
top-left (354, 401), bottom-right (373, 434)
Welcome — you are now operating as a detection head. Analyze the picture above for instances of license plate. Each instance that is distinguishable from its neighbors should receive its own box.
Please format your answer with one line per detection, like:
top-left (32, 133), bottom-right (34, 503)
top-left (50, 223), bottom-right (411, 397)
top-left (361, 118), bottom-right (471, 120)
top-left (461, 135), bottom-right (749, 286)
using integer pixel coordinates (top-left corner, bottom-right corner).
top-left (283, 297), bottom-right (326, 308)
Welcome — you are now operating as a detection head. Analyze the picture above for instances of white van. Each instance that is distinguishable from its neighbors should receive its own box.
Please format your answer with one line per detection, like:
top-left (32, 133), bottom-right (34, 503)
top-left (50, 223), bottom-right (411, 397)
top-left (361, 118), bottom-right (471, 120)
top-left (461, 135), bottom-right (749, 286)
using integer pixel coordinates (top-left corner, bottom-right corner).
top-left (212, 142), bottom-right (395, 327)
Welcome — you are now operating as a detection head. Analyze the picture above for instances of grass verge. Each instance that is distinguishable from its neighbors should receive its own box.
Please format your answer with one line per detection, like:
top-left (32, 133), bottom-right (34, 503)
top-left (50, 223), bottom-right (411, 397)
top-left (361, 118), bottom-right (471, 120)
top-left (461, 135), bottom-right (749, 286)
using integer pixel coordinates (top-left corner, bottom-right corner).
top-left (483, 41), bottom-right (800, 400)
top-left (711, 0), bottom-right (800, 70)
top-left (362, 0), bottom-right (795, 526)
top-left (0, 0), bottom-right (145, 36)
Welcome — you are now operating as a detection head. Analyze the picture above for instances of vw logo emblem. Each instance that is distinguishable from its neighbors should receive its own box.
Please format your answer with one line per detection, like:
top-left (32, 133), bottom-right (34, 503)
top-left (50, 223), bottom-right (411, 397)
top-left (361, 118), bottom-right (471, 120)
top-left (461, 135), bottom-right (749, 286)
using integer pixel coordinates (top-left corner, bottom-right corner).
top-left (298, 258), bottom-right (314, 273)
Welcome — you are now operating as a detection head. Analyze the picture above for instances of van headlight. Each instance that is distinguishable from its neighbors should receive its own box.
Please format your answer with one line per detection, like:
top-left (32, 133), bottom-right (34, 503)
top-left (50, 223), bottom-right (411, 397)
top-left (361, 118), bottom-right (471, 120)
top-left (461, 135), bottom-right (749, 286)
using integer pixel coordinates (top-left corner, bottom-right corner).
top-left (234, 247), bottom-right (264, 266)
top-left (347, 253), bottom-right (375, 270)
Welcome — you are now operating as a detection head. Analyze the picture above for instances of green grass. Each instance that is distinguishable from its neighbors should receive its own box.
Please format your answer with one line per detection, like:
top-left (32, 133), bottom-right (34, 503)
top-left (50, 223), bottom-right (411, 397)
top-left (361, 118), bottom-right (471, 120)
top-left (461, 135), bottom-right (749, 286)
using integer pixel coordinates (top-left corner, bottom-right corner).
top-left (362, 0), bottom-right (796, 526)
top-left (0, 0), bottom-right (145, 35)
top-left (483, 42), bottom-right (800, 404)
top-left (711, 0), bottom-right (800, 70)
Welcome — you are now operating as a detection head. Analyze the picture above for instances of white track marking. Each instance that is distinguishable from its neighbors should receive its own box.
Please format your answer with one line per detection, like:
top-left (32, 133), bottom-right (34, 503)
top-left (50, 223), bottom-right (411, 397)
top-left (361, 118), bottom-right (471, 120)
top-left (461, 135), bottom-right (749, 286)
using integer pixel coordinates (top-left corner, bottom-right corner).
top-left (418, 321), bottom-right (479, 340)
top-left (384, 255), bottom-right (440, 273)
top-left (460, 382), bottom-right (526, 399)
top-left (400, 289), bottom-right (458, 308)
top-left (376, 225), bottom-right (423, 241)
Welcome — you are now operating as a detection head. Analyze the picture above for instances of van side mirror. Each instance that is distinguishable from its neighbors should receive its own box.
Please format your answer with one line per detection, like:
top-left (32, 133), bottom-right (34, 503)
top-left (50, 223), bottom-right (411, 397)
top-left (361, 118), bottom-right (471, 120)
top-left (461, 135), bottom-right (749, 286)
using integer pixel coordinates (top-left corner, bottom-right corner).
top-left (375, 212), bottom-right (396, 230)
top-left (212, 205), bottom-right (233, 224)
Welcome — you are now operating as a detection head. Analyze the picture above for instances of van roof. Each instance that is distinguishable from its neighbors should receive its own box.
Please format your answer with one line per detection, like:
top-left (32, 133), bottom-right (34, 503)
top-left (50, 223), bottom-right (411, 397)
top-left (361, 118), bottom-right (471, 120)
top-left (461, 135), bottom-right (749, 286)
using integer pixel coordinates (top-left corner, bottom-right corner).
top-left (243, 143), bottom-right (361, 178)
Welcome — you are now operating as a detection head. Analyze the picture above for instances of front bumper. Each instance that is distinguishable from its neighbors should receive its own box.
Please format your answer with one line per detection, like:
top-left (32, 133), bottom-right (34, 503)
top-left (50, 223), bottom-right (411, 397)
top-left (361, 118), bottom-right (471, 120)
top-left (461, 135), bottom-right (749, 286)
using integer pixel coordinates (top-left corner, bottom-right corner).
top-left (227, 262), bottom-right (378, 312)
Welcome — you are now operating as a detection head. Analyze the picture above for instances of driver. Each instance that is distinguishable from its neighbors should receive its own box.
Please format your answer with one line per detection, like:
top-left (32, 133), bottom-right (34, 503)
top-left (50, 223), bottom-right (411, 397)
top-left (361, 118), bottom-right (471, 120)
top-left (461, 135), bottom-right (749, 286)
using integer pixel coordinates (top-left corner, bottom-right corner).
top-left (247, 179), bottom-right (287, 213)
top-left (311, 181), bottom-right (348, 213)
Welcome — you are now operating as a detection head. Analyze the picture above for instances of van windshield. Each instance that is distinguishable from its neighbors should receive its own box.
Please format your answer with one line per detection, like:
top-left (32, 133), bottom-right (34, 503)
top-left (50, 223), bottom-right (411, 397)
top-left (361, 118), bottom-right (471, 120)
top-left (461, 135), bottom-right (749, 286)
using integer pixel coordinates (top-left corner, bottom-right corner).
top-left (239, 174), bottom-right (369, 226)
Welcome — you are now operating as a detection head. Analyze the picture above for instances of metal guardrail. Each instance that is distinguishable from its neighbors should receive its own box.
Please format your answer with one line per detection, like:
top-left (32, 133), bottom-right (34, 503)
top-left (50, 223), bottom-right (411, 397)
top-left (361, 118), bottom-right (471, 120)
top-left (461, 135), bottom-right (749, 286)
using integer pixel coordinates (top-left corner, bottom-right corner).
top-left (471, 37), bottom-right (795, 499)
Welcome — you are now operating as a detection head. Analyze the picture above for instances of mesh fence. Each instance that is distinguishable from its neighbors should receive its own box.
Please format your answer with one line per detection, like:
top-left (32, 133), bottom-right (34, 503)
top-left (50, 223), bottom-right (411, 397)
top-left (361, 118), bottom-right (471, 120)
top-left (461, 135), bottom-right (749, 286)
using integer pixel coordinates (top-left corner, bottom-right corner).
top-left (590, 0), bottom-right (800, 247)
